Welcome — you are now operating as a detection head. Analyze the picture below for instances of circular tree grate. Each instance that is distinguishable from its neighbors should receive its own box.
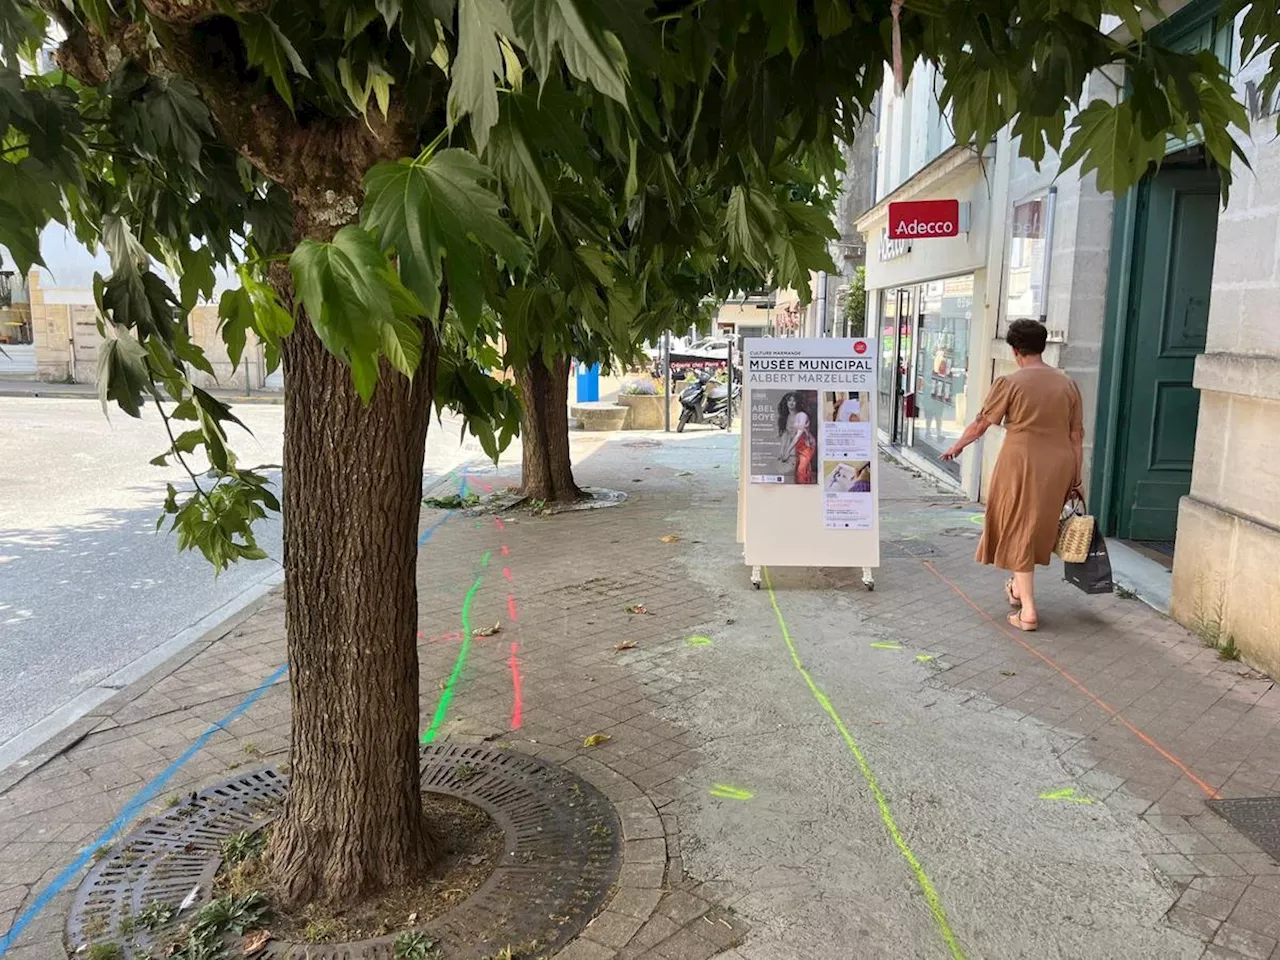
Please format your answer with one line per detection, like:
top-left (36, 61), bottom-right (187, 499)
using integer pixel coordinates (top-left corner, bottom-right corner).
top-left (67, 745), bottom-right (621, 959)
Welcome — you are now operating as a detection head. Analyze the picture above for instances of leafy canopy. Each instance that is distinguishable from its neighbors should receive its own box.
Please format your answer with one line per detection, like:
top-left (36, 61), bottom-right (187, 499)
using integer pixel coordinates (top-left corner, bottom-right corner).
top-left (0, 0), bottom-right (1272, 567)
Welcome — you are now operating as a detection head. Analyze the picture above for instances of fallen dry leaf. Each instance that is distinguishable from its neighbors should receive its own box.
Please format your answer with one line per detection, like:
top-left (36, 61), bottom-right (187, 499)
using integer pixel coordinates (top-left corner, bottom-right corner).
top-left (871, 720), bottom-right (886, 726)
top-left (243, 930), bottom-right (270, 957)
top-left (407, 912), bottom-right (419, 924)
top-left (1000, 670), bottom-right (1017, 677)
top-left (615, 640), bottom-right (638, 651)
top-left (623, 604), bottom-right (650, 615)
top-left (660, 535), bottom-right (681, 543)
top-left (473, 622), bottom-right (502, 637)
top-left (583, 733), bottom-right (611, 747)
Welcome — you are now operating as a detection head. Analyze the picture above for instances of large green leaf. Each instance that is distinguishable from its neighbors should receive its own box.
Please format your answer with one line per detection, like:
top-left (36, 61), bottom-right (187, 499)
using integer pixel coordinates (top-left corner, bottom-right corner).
top-left (1059, 100), bottom-right (1165, 195)
top-left (361, 149), bottom-right (527, 324)
top-left (509, 0), bottom-right (629, 103)
top-left (0, 199), bottom-right (44, 273)
top-left (241, 13), bottom-right (311, 110)
top-left (96, 327), bottom-right (151, 419)
top-left (137, 75), bottom-right (214, 169)
top-left (217, 287), bottom-right (254, 372)
top-left (449, 0), bottom-right (515, 151)
top-left (290, 226), bottom-right (393, 400)
top-left (178, 245), bottom-right (217, 313)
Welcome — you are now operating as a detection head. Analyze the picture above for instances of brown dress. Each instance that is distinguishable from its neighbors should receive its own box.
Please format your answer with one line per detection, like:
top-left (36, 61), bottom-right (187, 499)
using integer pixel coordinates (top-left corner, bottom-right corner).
top-left (975, 366), bottom-right (1082, 572)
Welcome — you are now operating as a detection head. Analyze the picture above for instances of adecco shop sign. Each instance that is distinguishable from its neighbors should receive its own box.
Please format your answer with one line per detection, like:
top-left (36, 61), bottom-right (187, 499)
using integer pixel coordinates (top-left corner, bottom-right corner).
top-left (887, 199), bottom-right (970, 240)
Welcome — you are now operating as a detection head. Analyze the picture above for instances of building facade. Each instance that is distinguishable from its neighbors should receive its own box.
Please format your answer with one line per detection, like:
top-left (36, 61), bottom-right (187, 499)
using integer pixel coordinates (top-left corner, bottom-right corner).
top-left (857, 0), bottom-right (1280, 676)
top-left (0, 224), bottom-right (282, 393)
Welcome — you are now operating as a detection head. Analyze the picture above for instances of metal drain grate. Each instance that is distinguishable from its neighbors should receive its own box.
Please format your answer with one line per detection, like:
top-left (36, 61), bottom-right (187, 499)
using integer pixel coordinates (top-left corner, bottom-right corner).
top-left (67, 745), bottom-right (621, 959)
top-left (880, 539), bottom-right (939, 558)
top-left (1207, 796), bottom-right (1280, 861)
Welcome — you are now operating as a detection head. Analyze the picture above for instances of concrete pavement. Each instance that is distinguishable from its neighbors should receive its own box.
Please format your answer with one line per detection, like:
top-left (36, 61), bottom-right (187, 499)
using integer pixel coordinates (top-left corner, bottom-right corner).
top-left (0, 430), bottom-right (1277, 958)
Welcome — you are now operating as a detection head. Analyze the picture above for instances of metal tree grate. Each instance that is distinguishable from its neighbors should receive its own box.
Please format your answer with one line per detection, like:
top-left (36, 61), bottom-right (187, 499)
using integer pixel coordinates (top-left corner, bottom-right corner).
top-left (67, 745), bottom-right (622, 959)
top-left (1206, 796), bottom-right (1280, 861)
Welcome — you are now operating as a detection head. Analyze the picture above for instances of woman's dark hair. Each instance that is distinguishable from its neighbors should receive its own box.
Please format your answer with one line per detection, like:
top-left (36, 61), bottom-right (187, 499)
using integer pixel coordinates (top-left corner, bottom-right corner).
top-left (777, 393), bottom-right (796, 433)
top-left (1006, 319), bottom-right (1048, 356)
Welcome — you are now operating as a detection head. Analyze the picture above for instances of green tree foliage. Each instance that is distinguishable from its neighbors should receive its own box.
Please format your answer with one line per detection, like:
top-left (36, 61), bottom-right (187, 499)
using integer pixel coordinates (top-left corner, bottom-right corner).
top-left (843, 265), bottom-right (868, 339)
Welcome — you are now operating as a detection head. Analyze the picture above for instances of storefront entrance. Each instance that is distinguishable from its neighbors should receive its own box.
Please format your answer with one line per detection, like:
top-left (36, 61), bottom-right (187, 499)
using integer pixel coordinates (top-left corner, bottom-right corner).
top-left (876, 276), bottom-right (975, 484)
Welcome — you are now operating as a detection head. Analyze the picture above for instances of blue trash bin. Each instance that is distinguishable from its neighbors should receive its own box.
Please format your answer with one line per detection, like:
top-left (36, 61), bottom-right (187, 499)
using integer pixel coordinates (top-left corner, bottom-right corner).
top-left (575, 362), bottom-right (600, 403)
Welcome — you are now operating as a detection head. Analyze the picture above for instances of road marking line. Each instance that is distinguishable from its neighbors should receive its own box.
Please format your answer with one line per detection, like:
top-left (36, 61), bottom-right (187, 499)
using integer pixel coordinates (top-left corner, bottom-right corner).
top-left (1040, 787), bottom-right (1094, 804)
top-left (0, 664), bottom-right (288, 955)
top-left (921, 559), bottom-right (1221, 800)
top-left (422, 573), bottom-right (482, 743)
top-left (763, 567), bottom-right (966, 960)
top-left (509, 642), bottom-right (523, 730)
top-left (709, 784), bottom-right (753, 800)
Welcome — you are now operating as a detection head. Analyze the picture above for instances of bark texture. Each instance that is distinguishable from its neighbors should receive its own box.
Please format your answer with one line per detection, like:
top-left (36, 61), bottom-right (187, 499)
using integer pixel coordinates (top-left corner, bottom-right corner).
top-left (268, 283), bottom-right (439, 908)
top-left (516, 350), bottom-right (580, 502)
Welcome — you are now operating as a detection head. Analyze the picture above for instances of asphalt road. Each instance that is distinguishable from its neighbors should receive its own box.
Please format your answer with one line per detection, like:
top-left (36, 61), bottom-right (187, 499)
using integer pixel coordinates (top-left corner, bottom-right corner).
top-left (0, 395), bottom-right (478, 767)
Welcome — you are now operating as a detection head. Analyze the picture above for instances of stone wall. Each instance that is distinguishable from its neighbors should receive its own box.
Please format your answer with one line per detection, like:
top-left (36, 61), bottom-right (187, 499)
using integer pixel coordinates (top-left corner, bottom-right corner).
top-left (1170, 41), bottom-right (1280, 675)
top-left (26, 272), bottom-right (276, 392)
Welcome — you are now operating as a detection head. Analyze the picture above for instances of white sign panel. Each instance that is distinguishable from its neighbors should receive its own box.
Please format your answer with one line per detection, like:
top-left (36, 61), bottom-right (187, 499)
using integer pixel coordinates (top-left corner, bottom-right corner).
top-left (740, 338), bottom-right (879, 568)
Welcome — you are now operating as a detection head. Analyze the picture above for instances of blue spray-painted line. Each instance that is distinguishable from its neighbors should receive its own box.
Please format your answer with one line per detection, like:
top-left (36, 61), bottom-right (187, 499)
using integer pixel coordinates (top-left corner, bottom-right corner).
top-left (417, 475), bottom-right (470, 547)
top-left (0, 662), bottom-right (288, 955)
top-left (1, 472), bottom-right (475, 954)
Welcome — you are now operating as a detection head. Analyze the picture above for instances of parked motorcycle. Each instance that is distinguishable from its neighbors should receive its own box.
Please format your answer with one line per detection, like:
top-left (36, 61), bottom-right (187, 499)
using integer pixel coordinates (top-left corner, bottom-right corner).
top-left (677, 369), bottom-right (740, 432)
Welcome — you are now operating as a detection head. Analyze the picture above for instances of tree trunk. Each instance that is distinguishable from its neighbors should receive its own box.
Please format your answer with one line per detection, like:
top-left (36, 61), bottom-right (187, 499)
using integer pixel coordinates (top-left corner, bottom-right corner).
top-left (516, 350), bottom-right (580, 502)
top-left (268, 287), bottom-right (439, 910)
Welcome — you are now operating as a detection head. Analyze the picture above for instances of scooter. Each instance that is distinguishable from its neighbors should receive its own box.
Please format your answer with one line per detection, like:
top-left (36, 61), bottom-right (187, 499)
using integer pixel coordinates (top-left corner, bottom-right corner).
top-left (677, 369), bottom-right (740, 432)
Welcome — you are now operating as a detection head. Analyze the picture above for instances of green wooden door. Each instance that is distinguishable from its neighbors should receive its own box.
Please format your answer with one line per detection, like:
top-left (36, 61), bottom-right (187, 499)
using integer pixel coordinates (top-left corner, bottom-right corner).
top-left (1115, 166), bottom-right (1219, 541)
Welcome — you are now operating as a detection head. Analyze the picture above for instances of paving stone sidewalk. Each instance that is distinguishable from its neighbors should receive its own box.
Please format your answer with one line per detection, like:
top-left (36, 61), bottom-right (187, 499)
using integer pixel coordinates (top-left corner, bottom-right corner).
top-left (0, 431), bottom-right (1277, 959)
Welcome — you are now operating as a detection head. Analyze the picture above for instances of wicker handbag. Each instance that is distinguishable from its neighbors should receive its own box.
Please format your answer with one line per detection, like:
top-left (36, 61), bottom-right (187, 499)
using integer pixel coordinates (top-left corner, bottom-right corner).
top-left (1056, 494), bottom-right (1094, 564)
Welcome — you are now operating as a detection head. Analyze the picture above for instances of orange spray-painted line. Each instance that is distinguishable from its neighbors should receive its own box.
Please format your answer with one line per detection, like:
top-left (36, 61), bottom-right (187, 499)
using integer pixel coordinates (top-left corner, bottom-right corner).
top-left (921, 560), bottom-right (1221, 800)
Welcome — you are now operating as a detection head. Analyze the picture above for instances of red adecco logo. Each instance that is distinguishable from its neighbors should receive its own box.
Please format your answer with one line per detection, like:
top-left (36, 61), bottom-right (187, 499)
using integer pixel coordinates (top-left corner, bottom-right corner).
top-left (888, 199), bottom-right (961, 240)
top-left (853, 341), bottom-right (868, 355)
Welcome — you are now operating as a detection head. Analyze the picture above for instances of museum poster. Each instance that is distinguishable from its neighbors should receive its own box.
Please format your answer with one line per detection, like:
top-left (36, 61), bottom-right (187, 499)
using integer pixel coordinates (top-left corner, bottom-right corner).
top-left (746, 339), bottom-right (877, 530)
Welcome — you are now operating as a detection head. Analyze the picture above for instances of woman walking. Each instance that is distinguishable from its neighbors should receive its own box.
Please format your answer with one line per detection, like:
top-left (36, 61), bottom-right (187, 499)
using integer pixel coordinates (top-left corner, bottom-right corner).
top-left (941, 320), bottom-right (1083, 631)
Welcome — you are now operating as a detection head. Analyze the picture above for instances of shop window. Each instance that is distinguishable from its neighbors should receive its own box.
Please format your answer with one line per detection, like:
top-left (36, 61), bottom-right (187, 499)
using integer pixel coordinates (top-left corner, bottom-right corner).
top-left (911, 275), bottom-right (973, 478)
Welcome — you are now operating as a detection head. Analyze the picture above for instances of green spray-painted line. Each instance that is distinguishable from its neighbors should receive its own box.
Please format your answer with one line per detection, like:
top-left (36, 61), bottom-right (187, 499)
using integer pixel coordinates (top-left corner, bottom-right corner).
top-left (762, 567), bottom-right (966, 960)
top-left (422, 574), bottom-right (483, 743)
top-left (480, 551), bottom-right (491, 567)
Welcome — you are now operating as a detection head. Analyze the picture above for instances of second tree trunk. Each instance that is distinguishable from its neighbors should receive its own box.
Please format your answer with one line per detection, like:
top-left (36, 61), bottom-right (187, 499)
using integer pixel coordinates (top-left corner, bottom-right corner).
top-left (516, 350), bottom-right (580, 503)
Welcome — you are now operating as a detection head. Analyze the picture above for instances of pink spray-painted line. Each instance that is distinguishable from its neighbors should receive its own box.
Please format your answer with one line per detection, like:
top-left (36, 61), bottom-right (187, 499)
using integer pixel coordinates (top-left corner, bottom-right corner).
top-left (502, 566), bottom-right (513, 582)
top-left (500, 544), bottom-right (509, 556)
top-left (507, 594), bottom-right (519, 622)
top-left (494, 517), bottom-right (506, 531)
top-left (508, 642), bottom-right (524, 730)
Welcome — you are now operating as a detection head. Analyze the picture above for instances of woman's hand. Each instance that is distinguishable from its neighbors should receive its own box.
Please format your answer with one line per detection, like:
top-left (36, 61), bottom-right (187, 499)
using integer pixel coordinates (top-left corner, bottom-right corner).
top-left (940, 444), bottom-right (963, 462)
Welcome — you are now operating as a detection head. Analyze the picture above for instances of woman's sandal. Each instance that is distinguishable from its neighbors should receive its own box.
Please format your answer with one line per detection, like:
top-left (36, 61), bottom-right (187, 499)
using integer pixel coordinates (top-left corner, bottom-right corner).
top-left (1007, 611), bottom-right (1038, 632)
top-left (1004, 578), bottom-right (1020, 608)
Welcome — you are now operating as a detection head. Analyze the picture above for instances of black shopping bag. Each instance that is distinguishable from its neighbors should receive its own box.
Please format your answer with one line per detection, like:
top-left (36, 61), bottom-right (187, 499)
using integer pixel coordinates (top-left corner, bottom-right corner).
top-left (1063, 527), bottom-right (1113, 595)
